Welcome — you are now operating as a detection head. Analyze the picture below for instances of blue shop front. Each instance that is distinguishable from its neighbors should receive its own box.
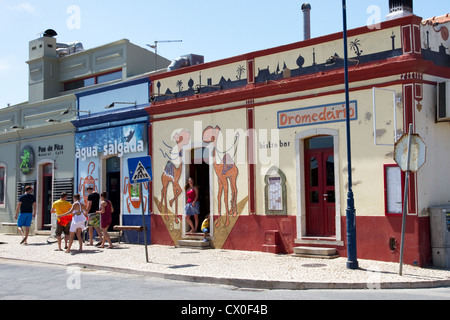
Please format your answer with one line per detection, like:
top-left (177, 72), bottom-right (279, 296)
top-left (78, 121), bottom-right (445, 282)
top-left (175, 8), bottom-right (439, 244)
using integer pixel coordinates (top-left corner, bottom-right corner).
top-left (73, 78), bottom-right (151, 243)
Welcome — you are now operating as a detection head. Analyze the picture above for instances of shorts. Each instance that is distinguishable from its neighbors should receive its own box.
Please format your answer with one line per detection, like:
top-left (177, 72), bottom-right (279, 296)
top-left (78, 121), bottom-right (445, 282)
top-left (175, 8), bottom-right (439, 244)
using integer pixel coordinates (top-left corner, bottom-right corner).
top-left (17, 213), bottom-right (32, 228)
top-left (202, 228), bottom-right (209, 233)
top-left (88, 213), bottom-right (100, 228)
top-left (185, 202), bottom-right (200, 216)
top-left (56, 223), bottom-right (70, 236)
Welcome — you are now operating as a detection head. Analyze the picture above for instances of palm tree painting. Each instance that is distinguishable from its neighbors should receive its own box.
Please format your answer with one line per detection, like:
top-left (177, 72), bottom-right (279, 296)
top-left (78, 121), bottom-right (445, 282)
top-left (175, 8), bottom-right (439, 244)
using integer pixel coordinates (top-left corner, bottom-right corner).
top-left (236, 65), bottom-right (246, 80)
top-left (350, 38), bottom-right (363, 57)
top-left (176, 80), bottom-right (183, 92)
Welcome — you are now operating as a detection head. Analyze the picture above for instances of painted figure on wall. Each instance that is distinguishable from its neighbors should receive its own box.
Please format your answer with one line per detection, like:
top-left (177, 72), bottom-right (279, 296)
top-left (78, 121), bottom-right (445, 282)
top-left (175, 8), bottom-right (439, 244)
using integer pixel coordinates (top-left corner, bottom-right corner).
top-left (202, 126), bottom-right (239, 227)
top-left (157, 129), bottom-right (191, 223)
top-left (79, 162), bottom-right (98, 205)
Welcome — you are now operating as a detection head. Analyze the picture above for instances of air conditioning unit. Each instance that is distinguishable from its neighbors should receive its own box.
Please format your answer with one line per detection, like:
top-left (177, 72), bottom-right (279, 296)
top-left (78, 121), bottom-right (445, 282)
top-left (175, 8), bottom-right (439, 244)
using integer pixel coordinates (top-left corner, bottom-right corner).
top-left (437, 82), bottom-right (450, 122)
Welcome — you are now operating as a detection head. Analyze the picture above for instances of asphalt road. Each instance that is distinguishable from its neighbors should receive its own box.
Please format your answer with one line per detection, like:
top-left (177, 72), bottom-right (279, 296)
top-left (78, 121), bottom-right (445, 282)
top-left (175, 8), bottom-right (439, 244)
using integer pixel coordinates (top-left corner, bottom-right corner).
top-left (1, 260), bottom-right (449, 303)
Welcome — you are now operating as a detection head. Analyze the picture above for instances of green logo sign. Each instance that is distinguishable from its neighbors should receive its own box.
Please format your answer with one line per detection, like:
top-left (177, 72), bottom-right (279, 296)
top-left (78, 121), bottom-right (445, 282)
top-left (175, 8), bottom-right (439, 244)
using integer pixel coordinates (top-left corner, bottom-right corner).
top-left (20, 146), bottom-right (35, 174)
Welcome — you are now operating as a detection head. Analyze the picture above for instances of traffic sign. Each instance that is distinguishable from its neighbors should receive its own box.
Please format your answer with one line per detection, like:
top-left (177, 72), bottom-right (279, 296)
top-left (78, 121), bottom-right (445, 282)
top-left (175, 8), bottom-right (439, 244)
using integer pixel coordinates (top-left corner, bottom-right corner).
top-left (127, 156), bottom-right (152, 263)
top-left (394, 133), bottom-right (426, 172)
top-left (128, 156), bottom-right (152, 184)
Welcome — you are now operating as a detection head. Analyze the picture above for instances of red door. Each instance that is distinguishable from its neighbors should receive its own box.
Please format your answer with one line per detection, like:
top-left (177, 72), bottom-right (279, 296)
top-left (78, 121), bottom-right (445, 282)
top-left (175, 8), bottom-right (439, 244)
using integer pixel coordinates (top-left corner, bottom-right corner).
top-left (41, 164), bottom-right (53, 230)
top-left (305, 137), bottom-right (336, 237)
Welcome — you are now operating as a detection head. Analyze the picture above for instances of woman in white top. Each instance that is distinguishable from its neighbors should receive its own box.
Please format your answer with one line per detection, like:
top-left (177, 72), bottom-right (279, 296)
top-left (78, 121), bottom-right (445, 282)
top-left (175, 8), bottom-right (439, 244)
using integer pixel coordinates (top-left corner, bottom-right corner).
top-left (60, 194), bottom-right (87, 253)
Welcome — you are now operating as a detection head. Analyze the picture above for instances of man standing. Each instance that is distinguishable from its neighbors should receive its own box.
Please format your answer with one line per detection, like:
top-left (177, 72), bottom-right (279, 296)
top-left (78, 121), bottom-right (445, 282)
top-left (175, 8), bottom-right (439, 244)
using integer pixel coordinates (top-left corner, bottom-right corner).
top-left (85, 186), bottom-right (103, 246)
top-left (51, 192), bottom-right (73, 251)
top-left (15, 185), bottom-right (36, 245)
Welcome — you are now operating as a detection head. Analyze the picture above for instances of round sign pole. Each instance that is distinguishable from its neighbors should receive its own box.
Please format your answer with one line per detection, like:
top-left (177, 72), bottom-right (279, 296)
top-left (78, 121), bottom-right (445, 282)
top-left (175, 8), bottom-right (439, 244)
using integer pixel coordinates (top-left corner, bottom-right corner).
top-left (399, 124), bottom-right (413, 276)
top-left (140, 182), bottom-right (149, 263)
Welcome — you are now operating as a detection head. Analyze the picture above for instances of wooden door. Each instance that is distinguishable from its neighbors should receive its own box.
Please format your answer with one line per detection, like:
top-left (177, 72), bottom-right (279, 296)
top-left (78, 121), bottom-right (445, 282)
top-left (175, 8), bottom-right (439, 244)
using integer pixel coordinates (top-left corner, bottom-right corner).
top-left (305, 137), bottom-right (336, 237)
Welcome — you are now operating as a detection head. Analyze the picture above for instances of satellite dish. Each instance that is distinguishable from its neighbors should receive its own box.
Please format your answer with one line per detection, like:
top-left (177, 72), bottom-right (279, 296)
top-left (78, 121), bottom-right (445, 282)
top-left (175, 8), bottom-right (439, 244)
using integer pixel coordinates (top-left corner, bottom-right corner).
top-left (43, 29), bottom-right (57, 38)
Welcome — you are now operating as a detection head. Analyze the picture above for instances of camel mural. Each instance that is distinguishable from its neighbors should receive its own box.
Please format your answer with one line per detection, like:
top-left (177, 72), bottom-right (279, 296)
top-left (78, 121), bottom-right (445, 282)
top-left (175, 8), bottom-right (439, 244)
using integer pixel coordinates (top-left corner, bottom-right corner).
top-left (157, 129), bottom-right (191, 224)
top-left (202, 125), bottom-right (239, 227)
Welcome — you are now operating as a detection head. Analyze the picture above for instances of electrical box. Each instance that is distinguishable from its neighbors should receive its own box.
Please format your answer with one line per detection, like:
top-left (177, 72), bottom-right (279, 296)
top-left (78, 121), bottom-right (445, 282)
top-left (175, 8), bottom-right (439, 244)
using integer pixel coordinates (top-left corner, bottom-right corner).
top-left (437, 82), bottom-right (450, 122)
top-left (429, 206), bottom-right (450, 268)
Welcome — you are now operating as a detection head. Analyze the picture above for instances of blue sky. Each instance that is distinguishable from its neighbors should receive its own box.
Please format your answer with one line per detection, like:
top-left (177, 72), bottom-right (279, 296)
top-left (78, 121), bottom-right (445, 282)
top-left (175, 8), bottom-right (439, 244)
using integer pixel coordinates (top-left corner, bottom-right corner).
top-left (0, 0), bottom-right (448, 108)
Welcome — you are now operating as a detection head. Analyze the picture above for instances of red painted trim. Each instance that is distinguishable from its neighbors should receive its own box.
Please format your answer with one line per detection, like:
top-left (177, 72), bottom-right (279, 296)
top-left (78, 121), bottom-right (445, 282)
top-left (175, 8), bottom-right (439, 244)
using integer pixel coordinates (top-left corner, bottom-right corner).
top-left (148, 123), bottom-right (153, 214)
top-left (402, 25), bottom-right (413, 54)
top-left (413, 25), bottom-right (421, 55)
top-left (247, 59), bottom-right (255, 84)
top-left (150, 76), bottom-right (437, 123)
top-left (403, 84), bottom-right (415, 133)
top-left (247, 108), bottom-right (256, 214)
top-left (147, 55), bottom-right (448, 117)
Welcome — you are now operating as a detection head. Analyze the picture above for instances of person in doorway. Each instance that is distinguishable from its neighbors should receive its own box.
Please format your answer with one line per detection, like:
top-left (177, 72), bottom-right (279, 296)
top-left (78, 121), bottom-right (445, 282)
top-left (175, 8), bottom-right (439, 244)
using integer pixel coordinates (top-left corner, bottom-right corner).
top-left (85, 186), bottom-right (103, 246)
top-left (96, 191), bottom-right (114, 249)
top-left (201, 214), bottom-right (210, 242)
top-left (51, 192), bottom-right (73, 251)
top-left (15, 186), bottom-right (36, 245)
top-left (60, 194), bottom-right (87, 253)
top-left (184, 177), bottom-right (200, 233)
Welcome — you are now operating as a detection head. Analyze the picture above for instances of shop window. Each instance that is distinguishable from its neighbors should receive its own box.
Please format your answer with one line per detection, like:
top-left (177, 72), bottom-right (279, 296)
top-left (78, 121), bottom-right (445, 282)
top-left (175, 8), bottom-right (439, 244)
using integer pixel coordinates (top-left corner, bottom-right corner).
top-left (264, 166), bottom-right (287, 215)
top-left (0, 166), bottom-right (5, 205)
top-left (97, 70), bottom-right (122, 84)
top-left (64, 70), bottom-right (122, 92)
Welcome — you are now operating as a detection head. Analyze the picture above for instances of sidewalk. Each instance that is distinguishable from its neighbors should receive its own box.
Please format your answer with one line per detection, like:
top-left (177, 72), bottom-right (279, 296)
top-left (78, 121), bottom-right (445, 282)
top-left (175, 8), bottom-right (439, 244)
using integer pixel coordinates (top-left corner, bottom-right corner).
top-left (1, 233), bottom-right (449, 290)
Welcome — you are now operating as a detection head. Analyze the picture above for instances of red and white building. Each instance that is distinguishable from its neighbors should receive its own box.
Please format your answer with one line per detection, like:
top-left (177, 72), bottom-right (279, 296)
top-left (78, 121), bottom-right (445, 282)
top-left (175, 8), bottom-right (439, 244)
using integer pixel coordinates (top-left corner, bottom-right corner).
top-left (146, 2), bottom-right (450, 266)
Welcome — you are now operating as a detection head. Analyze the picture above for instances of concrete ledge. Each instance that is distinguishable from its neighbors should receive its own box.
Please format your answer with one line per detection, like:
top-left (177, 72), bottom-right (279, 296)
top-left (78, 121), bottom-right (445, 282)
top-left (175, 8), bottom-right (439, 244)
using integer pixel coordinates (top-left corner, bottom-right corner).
top-left (177, 239), bottom-right (211, 249)
top-left (293, 246), bottom-right (339, 259)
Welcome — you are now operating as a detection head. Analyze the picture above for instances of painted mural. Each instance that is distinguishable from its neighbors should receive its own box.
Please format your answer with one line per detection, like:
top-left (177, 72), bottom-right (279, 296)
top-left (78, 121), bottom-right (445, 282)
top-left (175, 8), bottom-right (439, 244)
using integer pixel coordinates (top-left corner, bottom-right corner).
top-left (78, 162), bottom-right (98, 205)
top-left (75, 123), bottom-right (148, 215)
top-left (154, 123), bottom-right (248, 248)
top-left (157, 129), bottom-right (191, 224)
top-left (202, 126), bottom-right (239, 227)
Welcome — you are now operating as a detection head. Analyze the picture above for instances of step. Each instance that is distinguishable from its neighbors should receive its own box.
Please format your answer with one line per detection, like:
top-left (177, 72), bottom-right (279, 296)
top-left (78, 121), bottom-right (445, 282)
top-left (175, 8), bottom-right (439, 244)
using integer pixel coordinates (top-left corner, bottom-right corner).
top-left (293, 246), bottom-right (339, 259)
top-left (177, 239), bottom-right (211, 249)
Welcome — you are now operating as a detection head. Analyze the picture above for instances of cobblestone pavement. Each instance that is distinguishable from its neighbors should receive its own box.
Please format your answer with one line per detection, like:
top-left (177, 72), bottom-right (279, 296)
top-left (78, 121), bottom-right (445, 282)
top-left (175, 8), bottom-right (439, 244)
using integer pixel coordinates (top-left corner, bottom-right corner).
top-left (1, 234), bottom-right (449, 290)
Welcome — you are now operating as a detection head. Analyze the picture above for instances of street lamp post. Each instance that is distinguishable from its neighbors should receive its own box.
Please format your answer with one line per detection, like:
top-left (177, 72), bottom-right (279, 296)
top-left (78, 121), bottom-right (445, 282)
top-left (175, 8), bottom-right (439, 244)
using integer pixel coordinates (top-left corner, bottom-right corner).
top-left (342, 0), bottom-right (359, 270)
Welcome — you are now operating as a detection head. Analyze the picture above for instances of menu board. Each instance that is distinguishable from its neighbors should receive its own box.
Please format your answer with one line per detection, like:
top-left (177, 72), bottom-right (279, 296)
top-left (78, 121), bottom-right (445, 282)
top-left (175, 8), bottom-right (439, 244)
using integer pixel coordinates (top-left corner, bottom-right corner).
top-left (269, 176), bottom-right (283, 211)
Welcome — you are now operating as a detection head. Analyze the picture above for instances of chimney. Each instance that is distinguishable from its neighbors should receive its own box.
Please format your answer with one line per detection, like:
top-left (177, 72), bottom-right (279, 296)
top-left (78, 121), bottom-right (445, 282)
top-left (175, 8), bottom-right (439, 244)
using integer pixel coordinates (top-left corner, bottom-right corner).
top-left (302, 3), bottom-right (311, 41)
top-left (386, 0), bottom-right (413, 21)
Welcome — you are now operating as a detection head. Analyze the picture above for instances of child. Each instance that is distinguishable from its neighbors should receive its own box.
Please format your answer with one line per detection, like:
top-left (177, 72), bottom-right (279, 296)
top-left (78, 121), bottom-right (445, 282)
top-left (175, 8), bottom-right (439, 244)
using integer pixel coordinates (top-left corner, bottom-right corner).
top-left (59, 194), bottom-right (87, 253)
top-left (201, 214), bottom-right (210, 242)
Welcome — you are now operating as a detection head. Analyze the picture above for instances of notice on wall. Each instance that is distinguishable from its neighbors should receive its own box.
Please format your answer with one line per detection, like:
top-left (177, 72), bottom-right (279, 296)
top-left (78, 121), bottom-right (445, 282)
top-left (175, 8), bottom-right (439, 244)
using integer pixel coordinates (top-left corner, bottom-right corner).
top-left (386, 166), bottom-right (402, 214)
top-left (269, 176), bottom-right (283, 211)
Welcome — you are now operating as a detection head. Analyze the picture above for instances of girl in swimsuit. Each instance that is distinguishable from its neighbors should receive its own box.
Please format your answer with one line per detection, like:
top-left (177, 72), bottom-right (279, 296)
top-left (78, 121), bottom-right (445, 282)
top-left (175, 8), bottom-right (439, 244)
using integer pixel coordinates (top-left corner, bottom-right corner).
top-left (184, 177), bottom-right (200, 233)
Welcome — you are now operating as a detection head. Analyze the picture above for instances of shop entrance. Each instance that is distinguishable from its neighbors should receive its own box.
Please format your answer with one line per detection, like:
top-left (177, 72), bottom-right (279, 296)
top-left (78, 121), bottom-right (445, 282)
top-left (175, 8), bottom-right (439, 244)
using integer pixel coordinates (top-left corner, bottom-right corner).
top-left (106, 157), bottom-right (121, 231)
top-left (187, 148), bottom-right (211, 233)
top-left (41, 163), bottom-right (53, 230)
top-left (304, 136), bottom-right (336, 237)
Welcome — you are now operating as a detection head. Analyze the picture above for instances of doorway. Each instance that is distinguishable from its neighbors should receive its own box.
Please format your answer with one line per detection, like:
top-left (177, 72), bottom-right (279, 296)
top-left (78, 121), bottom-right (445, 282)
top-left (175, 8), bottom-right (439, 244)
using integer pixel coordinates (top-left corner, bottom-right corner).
top-left (187, 148), bottom-right (211, 233)
top-left (304, 136), bottom-right (336, 237)
top-left (41, 163), bottom-right (53, 230)
top-left (106, 157), bottom-right (121, 231)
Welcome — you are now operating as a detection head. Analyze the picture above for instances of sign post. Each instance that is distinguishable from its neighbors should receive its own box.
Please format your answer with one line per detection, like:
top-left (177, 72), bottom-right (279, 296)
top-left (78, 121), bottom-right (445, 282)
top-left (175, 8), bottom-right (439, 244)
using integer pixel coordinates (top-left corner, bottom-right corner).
top-left (127, 156), bottom-right (152, 263)
top-left (394, 124), bottom-right (426, 275)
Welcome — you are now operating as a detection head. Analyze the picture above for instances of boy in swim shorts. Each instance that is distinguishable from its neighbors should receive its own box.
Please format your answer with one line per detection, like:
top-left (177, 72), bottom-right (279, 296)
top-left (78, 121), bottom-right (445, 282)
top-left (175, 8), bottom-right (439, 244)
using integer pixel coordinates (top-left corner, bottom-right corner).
top-left (15, 186), bottom-right (36, 245)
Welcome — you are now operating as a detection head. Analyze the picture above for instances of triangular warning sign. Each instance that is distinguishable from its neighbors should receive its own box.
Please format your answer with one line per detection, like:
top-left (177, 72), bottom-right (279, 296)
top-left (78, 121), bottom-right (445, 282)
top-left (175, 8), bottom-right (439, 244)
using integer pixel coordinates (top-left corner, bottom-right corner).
top-left (132, 161), bottom-right (151, 182)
